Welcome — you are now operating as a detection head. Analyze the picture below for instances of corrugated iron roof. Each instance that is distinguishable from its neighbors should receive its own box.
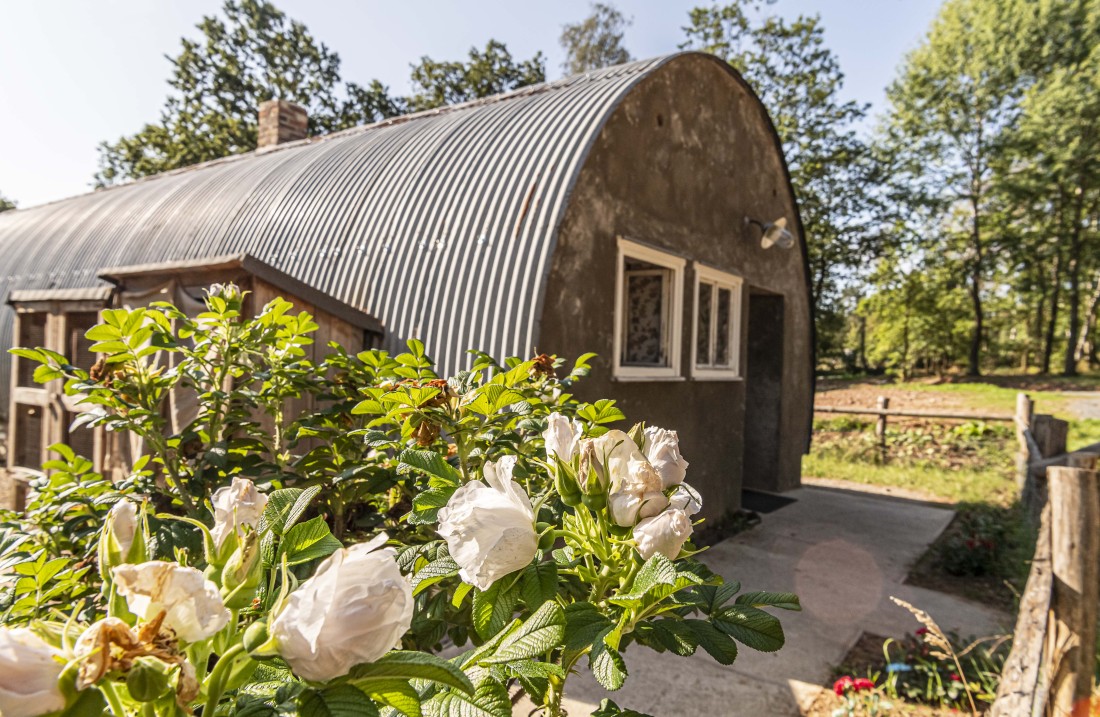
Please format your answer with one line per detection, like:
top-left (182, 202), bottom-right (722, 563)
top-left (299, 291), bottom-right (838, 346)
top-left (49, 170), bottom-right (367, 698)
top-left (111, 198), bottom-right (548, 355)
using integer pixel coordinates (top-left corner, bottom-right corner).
top-left (0, 54), bottom-right (685, 410)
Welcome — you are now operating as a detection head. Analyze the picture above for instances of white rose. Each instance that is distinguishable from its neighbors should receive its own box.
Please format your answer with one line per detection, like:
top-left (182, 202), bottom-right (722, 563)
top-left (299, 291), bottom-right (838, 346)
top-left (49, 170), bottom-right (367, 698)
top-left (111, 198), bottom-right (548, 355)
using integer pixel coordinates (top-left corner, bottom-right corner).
top-left (437, 456), bottom-right (538, 590)
top-left (271, 533), bottom-right (413, 682)
top-left (113, 561), bottom-right (230, 643)
top-left (0, 627), bottom-right (66, 717)
top-left (633, 509), bottom-right (694, 560)
top-left (211, 477), bottom-right (268, 549)
top-left (643, 426), bottom-right (689, 490)
top-left (669, 483), bottom-right (703, 516)
top-left (543, 413), bottom-right (583, 462)
top-left (107, 500), bottom-right (137, 557)
top-left (594, 430), bottom-right (668, 527)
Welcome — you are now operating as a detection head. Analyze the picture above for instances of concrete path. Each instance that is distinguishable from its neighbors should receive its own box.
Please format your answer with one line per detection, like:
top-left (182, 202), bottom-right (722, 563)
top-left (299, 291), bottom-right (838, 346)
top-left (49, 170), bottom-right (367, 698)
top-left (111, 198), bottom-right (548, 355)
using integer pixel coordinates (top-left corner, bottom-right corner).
top-left (522, 485), bottom-right (1011, 716)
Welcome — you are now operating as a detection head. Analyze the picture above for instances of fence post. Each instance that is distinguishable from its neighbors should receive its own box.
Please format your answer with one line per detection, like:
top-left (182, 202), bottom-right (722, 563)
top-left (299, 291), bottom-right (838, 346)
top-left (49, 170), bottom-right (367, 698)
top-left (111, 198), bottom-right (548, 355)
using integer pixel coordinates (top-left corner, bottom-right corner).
top-left (876, 396), bottom-right (889, 461)
top-left (1046, 466), bottom-right (1100, 716)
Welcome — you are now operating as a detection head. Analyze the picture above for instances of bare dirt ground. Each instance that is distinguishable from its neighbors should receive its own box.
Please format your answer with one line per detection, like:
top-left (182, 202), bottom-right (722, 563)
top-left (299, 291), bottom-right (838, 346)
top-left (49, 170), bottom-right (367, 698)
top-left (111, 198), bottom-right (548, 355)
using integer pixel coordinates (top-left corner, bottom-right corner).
top-left (817, 377), bottom-right (976, 413)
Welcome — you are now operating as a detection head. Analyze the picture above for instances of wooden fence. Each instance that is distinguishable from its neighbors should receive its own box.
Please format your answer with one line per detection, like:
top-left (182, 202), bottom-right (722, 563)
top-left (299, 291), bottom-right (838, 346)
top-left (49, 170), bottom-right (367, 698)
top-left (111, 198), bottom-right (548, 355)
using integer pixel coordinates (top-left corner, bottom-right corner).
top-left (817, 393), bottom-right (1100, 714)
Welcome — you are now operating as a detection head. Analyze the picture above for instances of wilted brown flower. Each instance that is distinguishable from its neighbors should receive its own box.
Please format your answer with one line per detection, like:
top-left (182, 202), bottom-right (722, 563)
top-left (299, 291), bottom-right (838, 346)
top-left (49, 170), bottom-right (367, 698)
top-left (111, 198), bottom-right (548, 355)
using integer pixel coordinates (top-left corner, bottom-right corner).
top-left (530, 353), bottom-right (556, 378)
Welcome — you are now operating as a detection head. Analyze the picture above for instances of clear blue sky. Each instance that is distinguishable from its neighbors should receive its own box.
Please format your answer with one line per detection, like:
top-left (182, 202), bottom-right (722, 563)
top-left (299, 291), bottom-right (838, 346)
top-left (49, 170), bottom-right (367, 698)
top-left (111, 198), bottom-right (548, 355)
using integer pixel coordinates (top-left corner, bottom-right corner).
top-left (0, 0), bottom-right (942, 209)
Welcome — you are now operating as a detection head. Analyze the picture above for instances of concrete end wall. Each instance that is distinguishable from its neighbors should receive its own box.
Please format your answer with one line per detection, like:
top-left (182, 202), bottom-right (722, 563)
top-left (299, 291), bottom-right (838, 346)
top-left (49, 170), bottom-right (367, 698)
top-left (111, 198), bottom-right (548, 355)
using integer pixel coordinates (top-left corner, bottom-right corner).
top-left (538, 54), bottom-right (814, 521)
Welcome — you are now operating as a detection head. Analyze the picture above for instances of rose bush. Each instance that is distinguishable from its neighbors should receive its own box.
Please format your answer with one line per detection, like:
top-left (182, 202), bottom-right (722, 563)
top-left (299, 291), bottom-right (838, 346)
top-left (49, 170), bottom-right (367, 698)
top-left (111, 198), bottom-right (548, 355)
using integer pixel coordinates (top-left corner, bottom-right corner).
top-left (0, 285), bottom-right (800, 717)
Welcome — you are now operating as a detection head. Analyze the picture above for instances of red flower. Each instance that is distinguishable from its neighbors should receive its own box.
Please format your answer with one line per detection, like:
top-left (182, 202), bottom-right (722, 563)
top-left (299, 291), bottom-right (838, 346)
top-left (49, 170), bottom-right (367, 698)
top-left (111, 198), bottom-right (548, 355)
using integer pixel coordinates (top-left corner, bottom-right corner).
top-left (950, 672), bottom-right (962, 682)
top-left (833, 676), bottom-right (855, 696)
top-left (915, 627), bottom-right (929, 636)
top-left (853, 678), bottom-right (875, 692)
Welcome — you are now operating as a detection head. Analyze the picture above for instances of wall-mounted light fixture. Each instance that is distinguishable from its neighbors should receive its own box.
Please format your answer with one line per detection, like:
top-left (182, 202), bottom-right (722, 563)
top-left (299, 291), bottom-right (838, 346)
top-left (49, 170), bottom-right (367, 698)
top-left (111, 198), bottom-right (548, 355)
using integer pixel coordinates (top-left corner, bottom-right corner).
top-left (745, 216), bottom-right (795, 250)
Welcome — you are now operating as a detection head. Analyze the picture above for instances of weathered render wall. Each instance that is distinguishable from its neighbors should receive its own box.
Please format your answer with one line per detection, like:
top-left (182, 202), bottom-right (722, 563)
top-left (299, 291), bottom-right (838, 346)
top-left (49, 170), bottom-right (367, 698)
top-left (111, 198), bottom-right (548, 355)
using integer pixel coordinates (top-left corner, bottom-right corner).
top-left (538, 54), bottom-right (813, 521)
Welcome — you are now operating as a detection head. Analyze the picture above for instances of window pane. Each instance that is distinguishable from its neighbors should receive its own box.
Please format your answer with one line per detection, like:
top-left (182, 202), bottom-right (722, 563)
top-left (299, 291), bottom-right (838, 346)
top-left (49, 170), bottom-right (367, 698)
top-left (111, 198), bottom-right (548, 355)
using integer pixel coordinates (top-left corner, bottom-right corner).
top-left (14, 403), bottom-right (42, 468)
top-left (67, 312), bottom-right (99, 372)
top-left (623, 260), bottom-right (670, 366)
top-left (16, 313), bottom-right (47, 387)
top-left (715, 287), bottom-right (732, 366)
top-left (696, 282), bottom-right (712, 366)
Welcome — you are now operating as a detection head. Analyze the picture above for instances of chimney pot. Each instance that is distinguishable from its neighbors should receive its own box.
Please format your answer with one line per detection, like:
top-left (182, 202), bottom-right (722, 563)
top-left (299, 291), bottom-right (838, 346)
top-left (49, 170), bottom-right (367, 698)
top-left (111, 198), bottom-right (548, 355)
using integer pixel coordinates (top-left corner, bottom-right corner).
top-left (258, 99), bottom-right (309, 149)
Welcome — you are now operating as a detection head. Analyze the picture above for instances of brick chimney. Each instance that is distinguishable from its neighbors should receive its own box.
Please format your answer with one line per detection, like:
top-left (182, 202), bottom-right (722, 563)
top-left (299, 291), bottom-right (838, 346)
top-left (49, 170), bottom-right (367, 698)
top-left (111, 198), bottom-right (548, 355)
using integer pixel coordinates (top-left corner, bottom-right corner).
top-left (257, 99), bottom-right (309, 149)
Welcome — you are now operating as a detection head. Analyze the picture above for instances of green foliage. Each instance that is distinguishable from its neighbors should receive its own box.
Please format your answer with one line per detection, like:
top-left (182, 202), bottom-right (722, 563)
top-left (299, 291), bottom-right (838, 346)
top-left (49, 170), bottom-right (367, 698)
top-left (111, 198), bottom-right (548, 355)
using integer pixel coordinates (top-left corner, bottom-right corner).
top-left (406, 40), bottom-right (545, 112)
top-left (95, 1), bottom-right (544, 186)
top-left (559, 3), bottom-right (633, 75)
top-left (0, 191), bottom-right (15, 212)
top-left (2, 288), bottom-right (794, 717)
top-left (95, 0), bottom-right (403, 186)
top-left (681, 2), bottom-right (880, 361)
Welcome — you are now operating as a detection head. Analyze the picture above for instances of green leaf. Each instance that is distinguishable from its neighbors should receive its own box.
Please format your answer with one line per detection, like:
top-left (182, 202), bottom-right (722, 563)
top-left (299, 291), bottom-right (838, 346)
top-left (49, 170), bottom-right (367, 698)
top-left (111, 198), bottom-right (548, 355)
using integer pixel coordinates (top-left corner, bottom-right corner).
top-left (398, 449), bottom-right (462, 487)
top-left (592, 699), bottom-right (654, 717)
top-left (424, 681), bottom-right (510, 717)
top-left (409, 487), bottom-right (456, 524)
top-left (300, 686), bottom-right (380, 717)
top-left (590, 637), bottom-right (627, 691)
top-left (520, 562), bottom-right (557, 608)
top-left (693, 581), bottom-right (741, 613)
top-left (481, 601), bottom-right (565, 664)
top-left (279, 516), bottom-right (343, 566)
top-left (412, 557), bottom-right (461, 596)
top-left (472, 581), bottom-right (518, 641)
top-left (684, 619), bottom-right (739, 665)
top-left (613, 554), bottom-right (676, 605)
top-left (563, 603), bottom-right (614, 655)
top-left (262, 486), bottom-right (320, 536)
top-left (577, 399), bottom-right (626, 425)
top-left (348, 652), bottom-right (474, 695)
top-left (360, 679), bottom-right (421, 717)
top-left (463, 385), bottom-right (525, 415)
top-left (734, 591), bottom-right (801, 611)
top-left (712, 605), bottom-right (785, 652)
top-left (635, 620), bottom-right (697, 657)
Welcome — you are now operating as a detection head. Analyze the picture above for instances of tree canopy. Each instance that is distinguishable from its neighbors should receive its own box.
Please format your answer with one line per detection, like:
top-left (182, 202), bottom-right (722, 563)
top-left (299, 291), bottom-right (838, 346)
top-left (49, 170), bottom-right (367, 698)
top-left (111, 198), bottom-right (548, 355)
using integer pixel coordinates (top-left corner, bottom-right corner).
top-left (0, 193), bottom-right (15, 213)
top-left (559, 3), bottom-right (633, 75)
top-left (95, 0), bottom-right (544, 186)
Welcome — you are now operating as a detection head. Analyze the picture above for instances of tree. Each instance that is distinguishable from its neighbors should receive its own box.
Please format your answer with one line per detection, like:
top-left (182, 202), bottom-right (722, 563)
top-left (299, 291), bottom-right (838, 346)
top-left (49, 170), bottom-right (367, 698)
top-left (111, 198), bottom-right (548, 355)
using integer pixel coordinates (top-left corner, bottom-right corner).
top-left (0, 193), bottom-right (15, 213)
top-left (882, 0), bottom-right (1026, 376)
top-left (406, 40), bottom-right (545, 112)
top-left (95, 0), bottom-right (404, 186)
top-left (682, 4), bottom-right (877, 361)
top-left (559, 3), bottom-right (633, 75)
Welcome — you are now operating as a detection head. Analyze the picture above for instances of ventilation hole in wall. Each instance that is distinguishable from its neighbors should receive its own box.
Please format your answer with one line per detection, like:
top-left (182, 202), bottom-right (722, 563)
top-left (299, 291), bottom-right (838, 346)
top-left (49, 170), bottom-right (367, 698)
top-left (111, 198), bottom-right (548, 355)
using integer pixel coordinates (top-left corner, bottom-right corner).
top-left (772, 187), bottom-right (778, 197)
top-left (656, 114), bottom-right (664, 127)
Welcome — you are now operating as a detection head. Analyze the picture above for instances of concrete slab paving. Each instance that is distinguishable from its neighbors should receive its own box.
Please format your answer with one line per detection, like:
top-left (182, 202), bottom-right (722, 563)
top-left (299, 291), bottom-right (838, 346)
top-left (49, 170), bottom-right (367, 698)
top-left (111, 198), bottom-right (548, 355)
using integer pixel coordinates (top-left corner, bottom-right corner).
top-left (517, 486), bottom-right (1012, 716)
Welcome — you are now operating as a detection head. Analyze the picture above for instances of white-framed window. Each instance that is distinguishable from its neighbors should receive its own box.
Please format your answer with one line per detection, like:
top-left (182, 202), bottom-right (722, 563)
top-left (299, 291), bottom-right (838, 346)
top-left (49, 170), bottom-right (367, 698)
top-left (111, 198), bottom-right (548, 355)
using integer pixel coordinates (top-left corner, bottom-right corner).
top-left (691, 263), bottom-right (743, 379)
top-left (613, 237), bottom-right (685, 380)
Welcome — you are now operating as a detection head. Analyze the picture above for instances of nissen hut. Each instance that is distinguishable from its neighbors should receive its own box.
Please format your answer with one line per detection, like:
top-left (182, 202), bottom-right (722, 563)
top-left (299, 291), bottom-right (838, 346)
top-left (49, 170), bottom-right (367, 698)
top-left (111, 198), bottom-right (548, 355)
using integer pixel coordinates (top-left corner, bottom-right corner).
top-left (0, 52), bottom-right (814, 520)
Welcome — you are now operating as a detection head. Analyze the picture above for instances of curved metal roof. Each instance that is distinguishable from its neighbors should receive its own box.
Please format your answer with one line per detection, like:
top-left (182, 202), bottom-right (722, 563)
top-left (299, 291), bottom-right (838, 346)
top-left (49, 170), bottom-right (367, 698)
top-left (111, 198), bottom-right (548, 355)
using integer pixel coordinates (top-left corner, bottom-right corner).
top-left (1, 52), bottom-right (811, 414)
top-left (0, 56), bottom-right (678, 397)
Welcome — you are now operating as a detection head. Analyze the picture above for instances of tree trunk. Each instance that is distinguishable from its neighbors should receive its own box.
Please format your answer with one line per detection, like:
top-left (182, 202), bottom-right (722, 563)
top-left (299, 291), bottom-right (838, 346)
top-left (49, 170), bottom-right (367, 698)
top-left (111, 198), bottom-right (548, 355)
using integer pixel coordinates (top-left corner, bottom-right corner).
top-left (967, 266), bottom-right (983, 376)
top-left (857, 315), bottom-right (868, 373)
top-left (1074, 272), bottom-right (1100, 365)
top-left (1042, 249), bottom-right (1063, 374)
top-left (1062, 195), bottom-right (1086, 376)
top-left (966, 196), bottom-right (984, 377)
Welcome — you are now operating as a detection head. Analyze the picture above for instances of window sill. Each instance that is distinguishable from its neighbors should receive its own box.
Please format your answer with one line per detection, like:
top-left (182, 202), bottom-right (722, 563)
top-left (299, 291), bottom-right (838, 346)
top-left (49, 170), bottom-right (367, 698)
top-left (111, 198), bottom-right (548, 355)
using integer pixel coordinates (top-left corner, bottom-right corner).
top-left (611, 375), bottom-right (687, 383)
top-left (690, 373), bottom-right (743, 382)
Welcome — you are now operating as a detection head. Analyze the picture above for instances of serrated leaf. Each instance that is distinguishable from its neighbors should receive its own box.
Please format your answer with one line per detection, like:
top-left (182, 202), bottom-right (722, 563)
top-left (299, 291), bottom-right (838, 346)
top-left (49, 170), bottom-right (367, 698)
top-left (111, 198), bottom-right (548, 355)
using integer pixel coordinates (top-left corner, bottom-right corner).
top-left (412, 558), bottom-right (461, 596)
top-left (733, 591), bottom-right (801, 611)
top-left (613, 555), bottom-right (676, 604)
top-left (563, 603), bottom-right (614, 654)
top-left (712, 605), bottom-right (785, 652)
top-left (636, 620), bottom-right (697, 657)
top-left (348, 652), bottom-right (474, 695)
top-left (279, 516), bottom-right (343, 566)
top-left (520, 562), bottom-right (557, 608)
top-left (424, 681), bottom-right (510, 717)
top-left (300, 685), bottom-right (380, 717)
top-left (398, 450), bottom-right (462, 487)
top-left (482, 601), bottom-right (565, 664)
top-left (472, 582), bottom-right (518, 641)
top-left (684, 619), bottom-right (739, 665)
top-left (361, 679), bottom-right (421, 717)
top-left (590, 637), bottom-right (627, 691)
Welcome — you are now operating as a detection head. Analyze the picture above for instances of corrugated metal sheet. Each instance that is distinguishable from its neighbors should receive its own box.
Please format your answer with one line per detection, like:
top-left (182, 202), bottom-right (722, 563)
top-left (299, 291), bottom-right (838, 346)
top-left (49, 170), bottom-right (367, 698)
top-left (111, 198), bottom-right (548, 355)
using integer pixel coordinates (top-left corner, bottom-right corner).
top-left (0, 55), bottom-right (677, 411)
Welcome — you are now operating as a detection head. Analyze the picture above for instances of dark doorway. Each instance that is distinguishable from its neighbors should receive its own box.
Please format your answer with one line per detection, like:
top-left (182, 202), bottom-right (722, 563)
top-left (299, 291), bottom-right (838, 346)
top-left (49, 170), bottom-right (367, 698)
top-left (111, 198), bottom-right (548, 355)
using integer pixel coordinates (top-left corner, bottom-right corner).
top-left (742, 291), bottom-right (784, 492)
